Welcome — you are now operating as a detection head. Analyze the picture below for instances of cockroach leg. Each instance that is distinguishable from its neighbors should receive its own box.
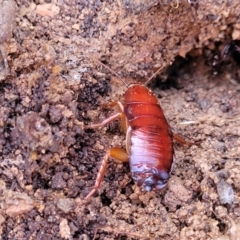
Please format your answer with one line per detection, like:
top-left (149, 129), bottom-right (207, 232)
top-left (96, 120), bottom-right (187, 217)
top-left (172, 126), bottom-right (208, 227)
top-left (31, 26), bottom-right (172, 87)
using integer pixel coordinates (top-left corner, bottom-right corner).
top-left (103, 101), bottom-right (124, 112)
top-left (173, 133), bottom-right (195, 146)
top-left (109, 147), bottom-right (129, 163)
top-left (82, 100), bottom-right (129, 204)
top-left (120, 112), bottom-right (128, 134)
top-left (102, 101), bottom-right (119, 108)
top-left (101, 101), bottom-right (127, 132)
top-left (87, 112), bottom-right (122, 128)
top-left (82, 150), bottom-right (110, 204)
top-left (82, 147), bottom-right (129, 204)
top-left (86, 101), bottom-right (127, 130)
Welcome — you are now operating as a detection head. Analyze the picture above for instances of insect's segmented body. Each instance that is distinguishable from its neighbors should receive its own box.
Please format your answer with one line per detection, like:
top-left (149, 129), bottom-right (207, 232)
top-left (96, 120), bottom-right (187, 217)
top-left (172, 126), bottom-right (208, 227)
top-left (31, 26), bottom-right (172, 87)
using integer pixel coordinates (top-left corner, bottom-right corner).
top-left (124, 84), bottom-right (173, 191)
top-left (81, 80), bottom-right (191, 204)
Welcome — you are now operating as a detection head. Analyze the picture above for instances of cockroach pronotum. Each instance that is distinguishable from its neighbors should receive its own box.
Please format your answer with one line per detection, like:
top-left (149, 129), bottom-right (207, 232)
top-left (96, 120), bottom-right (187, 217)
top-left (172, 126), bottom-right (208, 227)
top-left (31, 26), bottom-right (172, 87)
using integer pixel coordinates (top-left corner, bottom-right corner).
top-left (82, 58), bottom-right (194, 204)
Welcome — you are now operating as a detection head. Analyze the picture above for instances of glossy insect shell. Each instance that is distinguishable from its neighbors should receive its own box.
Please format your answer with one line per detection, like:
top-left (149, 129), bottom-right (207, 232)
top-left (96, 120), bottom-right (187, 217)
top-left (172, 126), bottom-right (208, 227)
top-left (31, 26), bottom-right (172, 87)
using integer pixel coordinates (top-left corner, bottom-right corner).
top-left (123, 84), bottom-right (173, 191)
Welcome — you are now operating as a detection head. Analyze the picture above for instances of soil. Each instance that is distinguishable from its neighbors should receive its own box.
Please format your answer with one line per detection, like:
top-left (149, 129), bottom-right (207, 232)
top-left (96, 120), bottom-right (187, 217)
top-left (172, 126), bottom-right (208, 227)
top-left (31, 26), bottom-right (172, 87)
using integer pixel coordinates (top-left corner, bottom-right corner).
top-left (0, 0), bottom-right (239, 239)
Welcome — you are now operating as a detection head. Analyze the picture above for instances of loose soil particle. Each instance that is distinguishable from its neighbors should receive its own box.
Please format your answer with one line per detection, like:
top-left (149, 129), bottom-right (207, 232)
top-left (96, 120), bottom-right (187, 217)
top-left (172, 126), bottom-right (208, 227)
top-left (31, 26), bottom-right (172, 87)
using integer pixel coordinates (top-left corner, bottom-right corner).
top-left (0, 0), bottom-right (16, 76)
top-left (0, 1), bottom-right (239, 239)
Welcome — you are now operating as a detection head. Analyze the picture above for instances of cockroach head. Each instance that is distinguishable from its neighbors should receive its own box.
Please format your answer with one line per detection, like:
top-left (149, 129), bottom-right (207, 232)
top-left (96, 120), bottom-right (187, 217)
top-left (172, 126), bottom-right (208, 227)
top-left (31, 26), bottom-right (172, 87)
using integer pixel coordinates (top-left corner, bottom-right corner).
top-left (131, 166), bottom-right (169, 191)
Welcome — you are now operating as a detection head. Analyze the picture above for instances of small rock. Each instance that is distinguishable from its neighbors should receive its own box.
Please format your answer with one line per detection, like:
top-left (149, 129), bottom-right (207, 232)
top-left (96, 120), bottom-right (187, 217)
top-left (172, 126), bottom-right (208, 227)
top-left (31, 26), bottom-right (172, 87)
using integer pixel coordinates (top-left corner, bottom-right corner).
top-left (0, 214), bottom-right (5, 235)
top-left (168, 176), bottom-right (192, 202)
top-left (36, 3), bottom-right (60, 18)
top-left (59, 219), bottom-right (71, 239)
top-left (16, 111), bottom-right (53, 150)
top-left (57, 198), bottom-right (75, 213)
top-left (61, 91), bottom-right (73, 105)
top-left (216, 179), bottom-right (234, 205)
top-left (0, 0), bottom-right (16, 75)
top-left (79, 234), bottom-right (90, 240)
top-left (48, 133), bottom-right (63, 153)
top-left (0, 214), bottom-right (5, 225)
top-left (213, 235), bottom-right (230, 240)
top-left (199, 98), bottom-right (211, 110)
top-left (5, 190), bottom-right (34, 217)
top-left (121, 0), bottom-right (159, 14)
top-left (49, 105), bottom-right (63, 123)
top-left (232, 29), bottom-right (240, 40)
top-left (51, 172), bottom-right (67, 189)
top-left (164, 176), bottom-right (192, 210)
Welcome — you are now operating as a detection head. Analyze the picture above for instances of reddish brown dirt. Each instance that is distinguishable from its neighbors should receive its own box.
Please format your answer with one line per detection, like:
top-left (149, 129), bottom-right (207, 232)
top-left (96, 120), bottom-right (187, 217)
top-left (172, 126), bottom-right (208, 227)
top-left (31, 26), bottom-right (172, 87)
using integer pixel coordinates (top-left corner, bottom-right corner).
top-left (0, 1), bottom-right (239, 239)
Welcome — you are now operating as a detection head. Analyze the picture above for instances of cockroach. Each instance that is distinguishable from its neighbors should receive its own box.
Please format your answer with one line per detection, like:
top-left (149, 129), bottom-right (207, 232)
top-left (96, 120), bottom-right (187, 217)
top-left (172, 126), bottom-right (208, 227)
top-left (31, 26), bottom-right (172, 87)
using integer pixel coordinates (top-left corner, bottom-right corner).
top-left (82, 59), bottom-right (194, 204)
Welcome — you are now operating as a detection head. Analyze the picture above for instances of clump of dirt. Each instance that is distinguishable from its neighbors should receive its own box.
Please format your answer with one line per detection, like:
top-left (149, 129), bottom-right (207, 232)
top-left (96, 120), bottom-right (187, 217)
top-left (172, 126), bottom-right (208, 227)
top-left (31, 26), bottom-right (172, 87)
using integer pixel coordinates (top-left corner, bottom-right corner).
top-left (0, 1), bottom-right (239, 239)
top-left (0, 0), bottom-right (16, 76)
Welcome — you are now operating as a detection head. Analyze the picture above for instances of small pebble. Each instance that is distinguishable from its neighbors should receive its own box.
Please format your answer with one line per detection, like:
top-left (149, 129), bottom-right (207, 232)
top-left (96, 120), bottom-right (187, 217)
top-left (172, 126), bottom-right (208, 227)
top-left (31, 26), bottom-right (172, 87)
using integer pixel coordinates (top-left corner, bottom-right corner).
top-left (216, 179), bottom-right (234, 205)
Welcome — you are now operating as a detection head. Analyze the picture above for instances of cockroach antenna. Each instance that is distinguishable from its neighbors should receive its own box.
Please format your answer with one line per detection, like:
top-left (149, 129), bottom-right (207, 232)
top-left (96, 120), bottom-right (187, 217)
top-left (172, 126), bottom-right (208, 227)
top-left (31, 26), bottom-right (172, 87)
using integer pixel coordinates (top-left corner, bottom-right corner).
top-left (144, 65), bottom-right (164, 86)
top-left (86, 55), bottom-right (128, 87)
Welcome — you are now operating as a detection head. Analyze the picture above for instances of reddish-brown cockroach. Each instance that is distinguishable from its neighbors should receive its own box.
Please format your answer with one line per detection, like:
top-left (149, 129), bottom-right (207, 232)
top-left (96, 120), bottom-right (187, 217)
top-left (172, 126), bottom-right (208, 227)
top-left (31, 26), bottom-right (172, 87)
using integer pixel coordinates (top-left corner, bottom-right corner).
top-left (82, 59), bottom-right (194, 204)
